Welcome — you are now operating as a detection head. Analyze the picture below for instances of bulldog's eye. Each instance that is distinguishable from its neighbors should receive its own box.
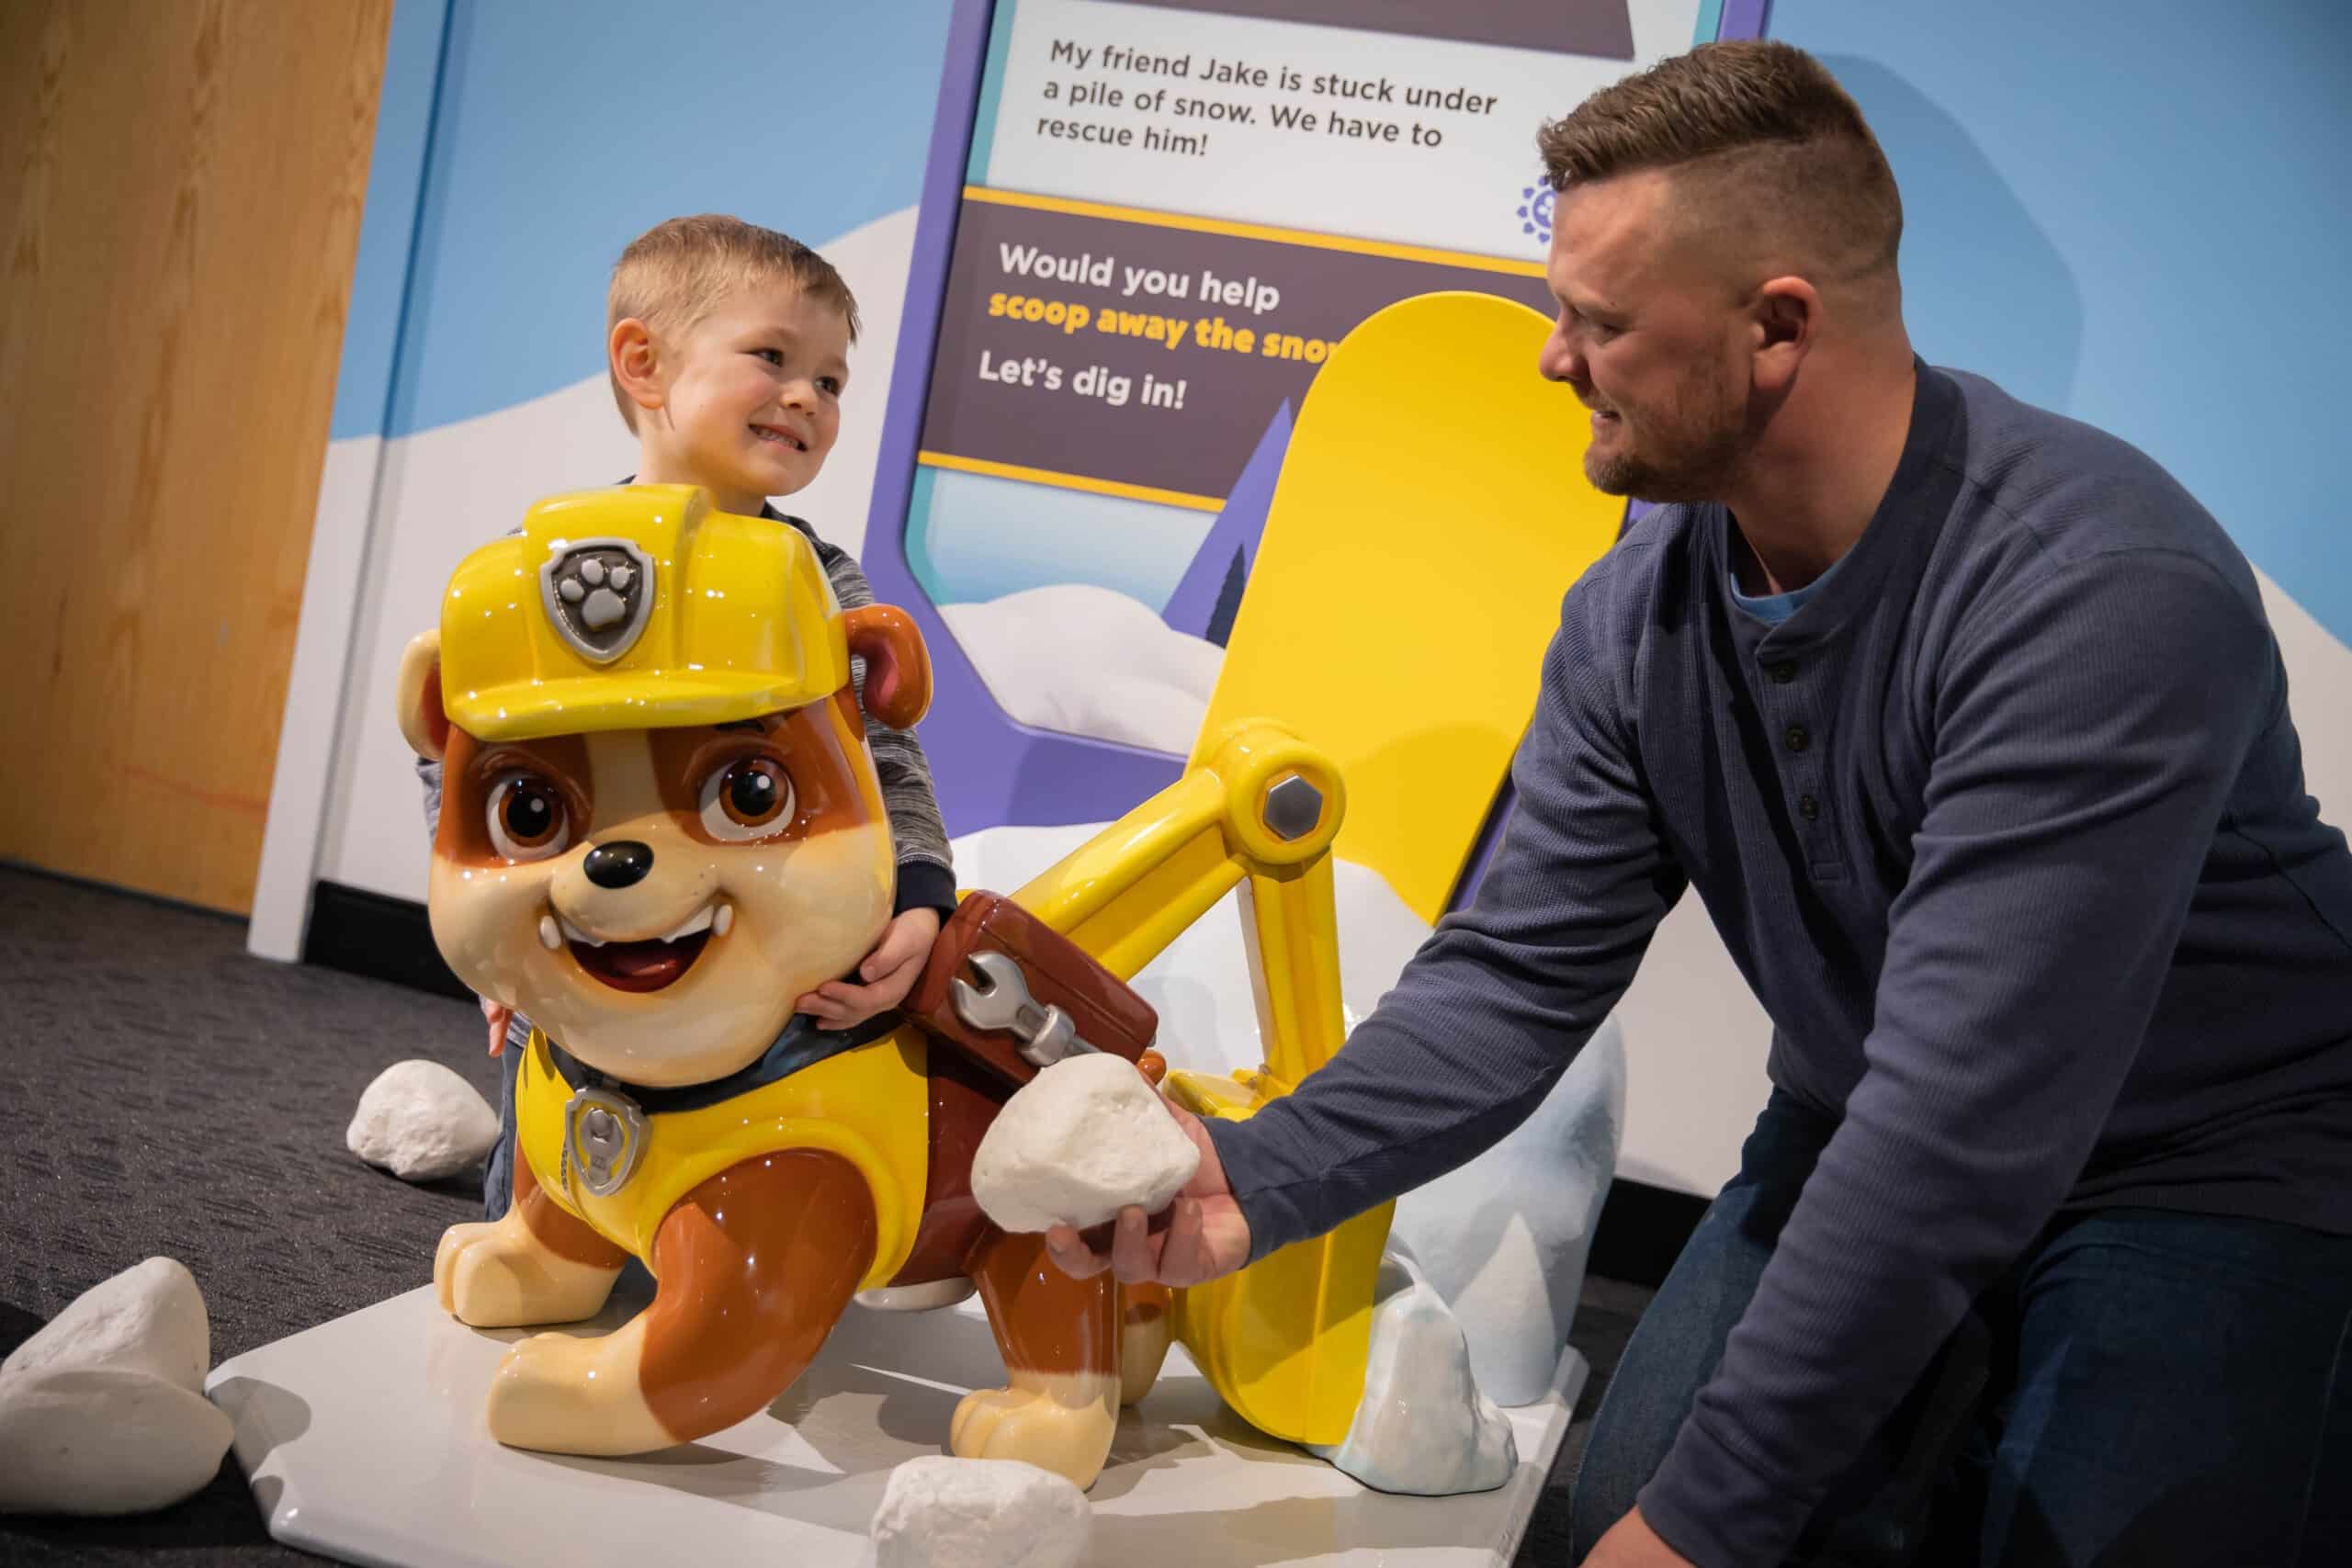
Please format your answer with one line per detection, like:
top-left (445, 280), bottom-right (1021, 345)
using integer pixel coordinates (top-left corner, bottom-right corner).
top-left (486, 774), bottom-right (571, 862)
top-left (699, 757), bottom-right (795, 842)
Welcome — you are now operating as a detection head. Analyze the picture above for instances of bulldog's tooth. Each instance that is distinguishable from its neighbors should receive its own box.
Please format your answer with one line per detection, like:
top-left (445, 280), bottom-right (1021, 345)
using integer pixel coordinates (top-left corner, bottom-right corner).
top-left (658, 904), bottom-right (716, 943)
top-left (713, 903), bottom-right (734, 937)
top-left (538, 915), bottom-right (560, 951)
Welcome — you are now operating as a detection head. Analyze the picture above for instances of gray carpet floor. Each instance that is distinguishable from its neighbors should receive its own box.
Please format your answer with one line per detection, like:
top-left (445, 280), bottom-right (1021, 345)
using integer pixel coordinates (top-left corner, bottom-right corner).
top-left (0, 863), bottom-right (1648, 1565)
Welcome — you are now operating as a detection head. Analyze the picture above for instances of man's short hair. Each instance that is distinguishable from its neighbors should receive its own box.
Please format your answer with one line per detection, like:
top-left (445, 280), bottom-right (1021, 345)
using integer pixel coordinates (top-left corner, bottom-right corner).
top-left (606, 214), bottom-right (862, 430)
top-left (1536, 40), bottom-right (1902, 290)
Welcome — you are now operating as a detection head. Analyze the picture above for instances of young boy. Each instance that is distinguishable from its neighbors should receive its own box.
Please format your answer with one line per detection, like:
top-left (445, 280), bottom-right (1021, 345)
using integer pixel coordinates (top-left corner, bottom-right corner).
top-left (418, 214), bottom-right (956, 1219)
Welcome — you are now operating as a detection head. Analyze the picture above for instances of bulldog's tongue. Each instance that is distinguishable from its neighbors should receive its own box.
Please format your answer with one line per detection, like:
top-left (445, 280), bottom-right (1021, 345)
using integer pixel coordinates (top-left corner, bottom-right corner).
top-left (571, 930), bottom-right (710, 993)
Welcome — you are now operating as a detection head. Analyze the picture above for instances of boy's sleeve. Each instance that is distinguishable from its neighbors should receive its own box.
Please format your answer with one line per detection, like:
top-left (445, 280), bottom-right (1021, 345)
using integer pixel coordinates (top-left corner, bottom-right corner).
top-left (813, 539), bottom-right (957, 917)
top-left (418, 756), bottom-right (443, 841)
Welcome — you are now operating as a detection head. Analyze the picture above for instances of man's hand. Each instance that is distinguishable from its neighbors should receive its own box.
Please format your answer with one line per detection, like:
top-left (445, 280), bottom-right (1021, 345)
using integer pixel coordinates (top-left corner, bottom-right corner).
top-left (1044, 1096), bottom-right (1252, 1287)
top-left (481, 996), bottom-right (513, 1057)
top-left (1585, 1506), bottom-right (1695, 1568)
top-left (795, 906), bottom-right (943, 1030)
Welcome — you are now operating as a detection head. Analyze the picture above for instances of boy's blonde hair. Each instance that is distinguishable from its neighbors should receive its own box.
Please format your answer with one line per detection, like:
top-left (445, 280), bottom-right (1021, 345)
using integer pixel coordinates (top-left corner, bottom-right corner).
top-left (606, 214), bottom-right (863, 430)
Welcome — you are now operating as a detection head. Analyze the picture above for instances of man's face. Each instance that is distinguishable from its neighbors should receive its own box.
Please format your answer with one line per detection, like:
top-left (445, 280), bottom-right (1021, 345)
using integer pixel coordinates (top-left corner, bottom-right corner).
top-left (649, 281), bottom-right (850, 507)
top-left (1538, 171), bottom-right (1748, 502)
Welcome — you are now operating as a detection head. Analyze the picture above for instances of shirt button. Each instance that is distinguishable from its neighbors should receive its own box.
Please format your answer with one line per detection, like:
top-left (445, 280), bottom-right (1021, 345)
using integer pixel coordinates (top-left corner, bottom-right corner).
top-left (1797, 794), bottom-right (1820, 821)
top-left (1768, 660), bottom-right (1797, 684)
top-left (1785, 725), bottom-right (1811, 753)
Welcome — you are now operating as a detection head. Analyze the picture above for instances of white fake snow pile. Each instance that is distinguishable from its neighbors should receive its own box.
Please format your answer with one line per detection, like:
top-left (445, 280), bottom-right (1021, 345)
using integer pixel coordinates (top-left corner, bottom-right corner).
top-left (940, 583), bottom-right (1222, 756)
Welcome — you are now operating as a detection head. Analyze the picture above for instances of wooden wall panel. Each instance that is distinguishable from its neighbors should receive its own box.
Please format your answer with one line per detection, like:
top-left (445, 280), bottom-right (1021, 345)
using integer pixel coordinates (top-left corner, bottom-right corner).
top-left (0, 0), bottom-right (393, 914)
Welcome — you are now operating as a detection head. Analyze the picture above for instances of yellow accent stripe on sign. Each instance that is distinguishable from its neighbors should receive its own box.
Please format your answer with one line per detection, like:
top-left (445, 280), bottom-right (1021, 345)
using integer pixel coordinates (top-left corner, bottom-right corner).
top-left (917, 450), bottom-right (1225, 513)
top-left (962, 186), bottom-right (1550, 280)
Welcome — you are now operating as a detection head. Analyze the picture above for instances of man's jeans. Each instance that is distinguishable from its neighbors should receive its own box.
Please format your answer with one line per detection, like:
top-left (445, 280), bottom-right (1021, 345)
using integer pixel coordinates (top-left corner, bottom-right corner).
top-left (1569, 1089), bottom-right (2352, 1565)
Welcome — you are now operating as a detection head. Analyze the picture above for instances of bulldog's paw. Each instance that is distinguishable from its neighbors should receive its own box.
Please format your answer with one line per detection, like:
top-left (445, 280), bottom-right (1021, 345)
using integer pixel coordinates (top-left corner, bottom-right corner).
top-left (1120, 1286), bottom-right (1174, 1407)
top-left (484, 1315), bottom-right (672, 1455)
top-left (949, 1371), bottom-right (1120, 1489)
top-left (434, 1211), bottom-right (619, 1327)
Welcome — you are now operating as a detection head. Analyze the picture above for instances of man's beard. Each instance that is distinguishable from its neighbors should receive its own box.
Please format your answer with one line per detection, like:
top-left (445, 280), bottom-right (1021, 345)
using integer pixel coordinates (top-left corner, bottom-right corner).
top-left (1582, 367), bottom-right (1745, 503)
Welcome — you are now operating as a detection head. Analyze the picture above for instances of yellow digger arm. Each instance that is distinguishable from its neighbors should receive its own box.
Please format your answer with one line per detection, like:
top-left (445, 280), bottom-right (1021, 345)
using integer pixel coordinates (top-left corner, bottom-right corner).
top-left (1006, 718), bottom-right (1390, 1446)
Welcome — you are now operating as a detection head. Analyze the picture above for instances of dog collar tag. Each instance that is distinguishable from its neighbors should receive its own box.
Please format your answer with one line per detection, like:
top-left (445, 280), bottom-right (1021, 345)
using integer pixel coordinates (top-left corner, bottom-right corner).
top-left (563, 1087), bottom-right (648, 1199)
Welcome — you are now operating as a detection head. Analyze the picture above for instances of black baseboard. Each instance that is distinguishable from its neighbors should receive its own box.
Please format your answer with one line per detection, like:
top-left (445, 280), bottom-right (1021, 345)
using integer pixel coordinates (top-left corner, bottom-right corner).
top-left (303, 880), bottom-right (471, 1002)
top-left (1589, 1176), bottom-right (1709, 1289)
top-left (300, 878), bottom-right (1710, 1285)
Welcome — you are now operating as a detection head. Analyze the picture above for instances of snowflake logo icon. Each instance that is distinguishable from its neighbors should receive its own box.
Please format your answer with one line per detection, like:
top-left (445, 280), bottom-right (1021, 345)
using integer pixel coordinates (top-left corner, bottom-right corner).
top-left (1517, 183), bottom-right (1555, 244)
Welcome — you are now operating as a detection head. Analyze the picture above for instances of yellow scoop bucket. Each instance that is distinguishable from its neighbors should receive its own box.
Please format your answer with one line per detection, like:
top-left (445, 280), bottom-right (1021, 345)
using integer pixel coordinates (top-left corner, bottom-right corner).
top-left (1012, 290), bottom-right (1623, 1445)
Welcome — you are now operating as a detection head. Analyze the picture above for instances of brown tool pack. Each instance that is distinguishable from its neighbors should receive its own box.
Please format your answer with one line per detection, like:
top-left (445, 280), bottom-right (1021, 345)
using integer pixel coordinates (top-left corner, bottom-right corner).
top-left (905, 891), bottom-right (1159, 1089)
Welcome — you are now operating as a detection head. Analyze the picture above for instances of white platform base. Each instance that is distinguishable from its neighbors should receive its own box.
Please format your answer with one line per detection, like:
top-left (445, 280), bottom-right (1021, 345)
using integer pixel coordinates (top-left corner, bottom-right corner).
top-left (207, 1280), bottom-right (1586, 1567)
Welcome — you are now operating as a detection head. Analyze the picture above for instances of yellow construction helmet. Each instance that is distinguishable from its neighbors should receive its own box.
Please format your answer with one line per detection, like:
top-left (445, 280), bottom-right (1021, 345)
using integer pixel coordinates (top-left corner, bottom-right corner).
top-left (436, 485), bottom-right (848, 741)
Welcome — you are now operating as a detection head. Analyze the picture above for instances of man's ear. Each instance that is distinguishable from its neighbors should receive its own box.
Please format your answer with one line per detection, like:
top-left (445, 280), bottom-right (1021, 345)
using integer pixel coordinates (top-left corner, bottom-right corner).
top-left (397, 630), bottom-right (451, 761)
top-left (1750, 276), bottom-right (1819, 396)
top-left (843, 605), bottom-right (932, 730)
top-left (609, 316), bottom-right (665, 422)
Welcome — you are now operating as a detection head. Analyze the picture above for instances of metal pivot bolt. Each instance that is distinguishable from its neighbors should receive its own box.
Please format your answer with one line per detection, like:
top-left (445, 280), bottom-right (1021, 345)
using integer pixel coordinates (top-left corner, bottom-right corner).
top-left (1263, 773), bottom-right (1324, 841)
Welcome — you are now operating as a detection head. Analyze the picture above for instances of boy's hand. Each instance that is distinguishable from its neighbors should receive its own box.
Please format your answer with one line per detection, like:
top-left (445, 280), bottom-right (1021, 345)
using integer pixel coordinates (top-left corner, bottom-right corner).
top-left (795, 906), bottom-right (943, 1030)
top-left (480, 996), bottom-right (513, 1057)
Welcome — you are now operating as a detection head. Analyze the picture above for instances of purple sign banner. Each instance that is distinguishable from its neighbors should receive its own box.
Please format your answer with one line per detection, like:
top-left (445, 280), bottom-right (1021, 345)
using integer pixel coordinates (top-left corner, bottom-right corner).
top-left (918, 190), bottom-right (1553, 507)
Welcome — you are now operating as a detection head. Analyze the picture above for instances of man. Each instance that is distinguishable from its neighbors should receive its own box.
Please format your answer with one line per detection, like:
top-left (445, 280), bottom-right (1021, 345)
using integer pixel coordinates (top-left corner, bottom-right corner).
top-left (1048, 39), bottom-right (2352, 1567)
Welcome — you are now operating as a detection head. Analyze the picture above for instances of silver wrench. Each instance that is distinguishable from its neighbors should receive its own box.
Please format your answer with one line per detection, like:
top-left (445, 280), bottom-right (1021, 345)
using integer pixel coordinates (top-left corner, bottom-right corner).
top-left (949, 950), bottom-right (1100, 1070)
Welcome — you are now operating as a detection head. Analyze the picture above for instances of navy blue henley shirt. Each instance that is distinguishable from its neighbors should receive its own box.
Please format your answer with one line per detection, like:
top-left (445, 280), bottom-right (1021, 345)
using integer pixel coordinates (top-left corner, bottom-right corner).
top-left (1204, 362), bottom-right (2352, 1565)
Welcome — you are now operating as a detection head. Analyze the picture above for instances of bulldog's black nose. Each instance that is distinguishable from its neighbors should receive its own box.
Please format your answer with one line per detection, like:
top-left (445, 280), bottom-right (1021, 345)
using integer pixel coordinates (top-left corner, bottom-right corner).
top-left (583, 840), bottom-right (653, 889)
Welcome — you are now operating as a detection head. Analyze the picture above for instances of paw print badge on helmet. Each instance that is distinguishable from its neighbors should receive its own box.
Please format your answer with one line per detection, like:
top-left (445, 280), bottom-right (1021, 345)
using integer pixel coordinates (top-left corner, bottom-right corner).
top-left (540, 539), bottom-right (655, 664)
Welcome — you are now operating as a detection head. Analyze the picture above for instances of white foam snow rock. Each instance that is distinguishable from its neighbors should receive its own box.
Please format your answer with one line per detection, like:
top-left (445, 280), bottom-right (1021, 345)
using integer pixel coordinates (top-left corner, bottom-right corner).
top-left (1388, 1015), bottom-right (1628, 1406)
top-left (346, 1058), bottom-right (501, 1181)
top-left (870, 1455), bottom-right (1090, 1568)
top-left (1306, 1250), bottom-right (1518, 1496)
top-left (1, 1258), bottom-right (207, 1394)
top-left (970, 1054), bottom-right (1199, 1234)
top-left (0, 1258), bottom-right (232, 1516)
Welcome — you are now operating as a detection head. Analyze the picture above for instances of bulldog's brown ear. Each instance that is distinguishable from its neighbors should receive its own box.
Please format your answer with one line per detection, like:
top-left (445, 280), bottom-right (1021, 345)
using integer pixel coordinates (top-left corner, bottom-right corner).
top-left (843, 605), bottom-right (931, 730)
top-left (396, 630), bottom-right (451, 761)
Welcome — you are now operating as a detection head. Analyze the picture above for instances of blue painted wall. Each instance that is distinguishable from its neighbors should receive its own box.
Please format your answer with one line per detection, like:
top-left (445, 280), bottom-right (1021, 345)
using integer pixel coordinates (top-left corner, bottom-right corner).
top-left (330, 0), bottom-right (2352, 654)
top-left (1770, 0), bottom-right (2352, 646)
top-left (332, 0), bottom-right (955, 442)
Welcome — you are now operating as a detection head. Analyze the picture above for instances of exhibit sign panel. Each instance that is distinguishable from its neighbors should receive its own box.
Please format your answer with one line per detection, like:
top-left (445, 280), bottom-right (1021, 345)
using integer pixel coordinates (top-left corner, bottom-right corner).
top-left (874, 0), bottom-right (1734, 832)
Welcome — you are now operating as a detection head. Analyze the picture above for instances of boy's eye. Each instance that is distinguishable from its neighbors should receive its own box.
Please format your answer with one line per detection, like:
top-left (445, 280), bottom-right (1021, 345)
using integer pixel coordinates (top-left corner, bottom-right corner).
top-left (817, 377), bottom-right (842, 396)
top-left (752, 347), bottom-right (784, 367)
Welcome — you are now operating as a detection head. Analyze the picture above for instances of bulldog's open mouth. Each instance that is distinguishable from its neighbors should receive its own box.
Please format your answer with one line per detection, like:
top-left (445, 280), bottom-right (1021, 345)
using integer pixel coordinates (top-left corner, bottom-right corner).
top-left (539, 902), bottom-right (731, 994)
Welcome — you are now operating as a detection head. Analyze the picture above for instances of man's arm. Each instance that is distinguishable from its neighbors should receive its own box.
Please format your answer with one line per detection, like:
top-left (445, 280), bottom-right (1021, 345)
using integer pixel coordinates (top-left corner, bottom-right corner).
top-left (1636, 551), bottom-right (2272, 1567)
top-left (1204, 582), bottom-right (1687, 1260)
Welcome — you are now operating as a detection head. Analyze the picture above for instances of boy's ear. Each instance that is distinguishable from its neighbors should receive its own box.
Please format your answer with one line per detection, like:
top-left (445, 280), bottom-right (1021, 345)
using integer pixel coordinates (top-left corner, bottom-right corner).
top-left (396, 630), bottom-right (451, 761)
top-left (843, 605), bottom-right (931, 730)
top-left (608, 317), bottom-right (664, 420)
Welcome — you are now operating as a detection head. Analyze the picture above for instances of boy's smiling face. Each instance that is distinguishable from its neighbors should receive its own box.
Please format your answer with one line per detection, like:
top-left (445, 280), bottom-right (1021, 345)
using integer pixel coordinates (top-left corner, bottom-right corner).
top-left (630, 280), bottom-right (851, 510)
